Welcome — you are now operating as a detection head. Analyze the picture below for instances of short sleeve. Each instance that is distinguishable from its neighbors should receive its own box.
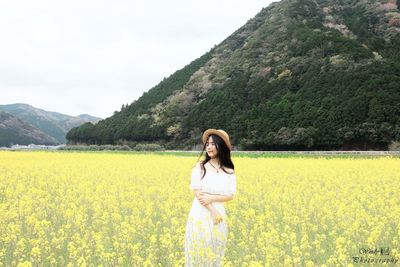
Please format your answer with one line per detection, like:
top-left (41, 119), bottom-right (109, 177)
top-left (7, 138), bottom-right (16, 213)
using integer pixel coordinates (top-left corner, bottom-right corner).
top-left (227, 173), bottom-right (236, 196)
top-left (189, 163), bottom-right (202, 190)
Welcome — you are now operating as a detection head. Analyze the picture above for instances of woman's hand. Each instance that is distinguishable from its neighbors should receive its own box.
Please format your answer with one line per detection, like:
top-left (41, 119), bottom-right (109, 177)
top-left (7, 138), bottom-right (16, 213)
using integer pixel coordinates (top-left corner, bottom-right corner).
top-left (197, 192), bottom-right (214, 206)
top-left (210, 209), bottom-right (223, 225)
top-left (195, 191), bottom-right (222, 225)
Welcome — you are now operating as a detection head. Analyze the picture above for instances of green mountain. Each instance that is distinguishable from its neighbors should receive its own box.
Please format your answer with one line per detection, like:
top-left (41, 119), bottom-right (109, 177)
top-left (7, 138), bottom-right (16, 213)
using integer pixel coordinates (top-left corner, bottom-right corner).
top-left (0, 111), bottom-right (58, 146)
top-left (67, 0), bottom-right (400, 150)
top-left (0, 104), bottom-right (102, 145)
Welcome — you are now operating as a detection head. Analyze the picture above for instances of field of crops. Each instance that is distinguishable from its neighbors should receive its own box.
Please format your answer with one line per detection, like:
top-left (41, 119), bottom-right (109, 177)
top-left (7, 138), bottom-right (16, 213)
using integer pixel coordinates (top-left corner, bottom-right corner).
top-left (0, 151), bottom-right (399, 266)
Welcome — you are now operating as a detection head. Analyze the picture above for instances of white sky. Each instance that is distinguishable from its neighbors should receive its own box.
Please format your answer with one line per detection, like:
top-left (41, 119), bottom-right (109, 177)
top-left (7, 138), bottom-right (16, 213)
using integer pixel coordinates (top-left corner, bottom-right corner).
top-left (0, 0), bottom-right (277, 118)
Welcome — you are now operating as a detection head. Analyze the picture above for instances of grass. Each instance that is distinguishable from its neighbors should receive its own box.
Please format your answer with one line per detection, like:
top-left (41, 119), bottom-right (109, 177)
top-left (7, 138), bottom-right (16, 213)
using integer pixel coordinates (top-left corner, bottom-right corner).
top-left (26, 149), bottom-right (400, 159)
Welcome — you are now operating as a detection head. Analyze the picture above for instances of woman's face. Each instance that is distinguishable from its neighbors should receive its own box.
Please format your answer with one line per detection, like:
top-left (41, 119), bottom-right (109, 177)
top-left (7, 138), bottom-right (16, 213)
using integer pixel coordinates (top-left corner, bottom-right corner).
top-left (206, 136), bottom-right (218, 158)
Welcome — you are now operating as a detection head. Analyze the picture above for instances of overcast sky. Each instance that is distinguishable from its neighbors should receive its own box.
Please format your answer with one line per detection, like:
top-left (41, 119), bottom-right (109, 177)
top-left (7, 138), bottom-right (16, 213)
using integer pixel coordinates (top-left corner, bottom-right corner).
top-left (0, 0), bottom-right (277, 119)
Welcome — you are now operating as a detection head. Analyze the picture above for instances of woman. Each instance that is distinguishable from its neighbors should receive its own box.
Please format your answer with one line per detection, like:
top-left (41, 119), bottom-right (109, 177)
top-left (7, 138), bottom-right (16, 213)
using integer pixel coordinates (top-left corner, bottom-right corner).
top-left (184, 129), bottom-right (237, 266)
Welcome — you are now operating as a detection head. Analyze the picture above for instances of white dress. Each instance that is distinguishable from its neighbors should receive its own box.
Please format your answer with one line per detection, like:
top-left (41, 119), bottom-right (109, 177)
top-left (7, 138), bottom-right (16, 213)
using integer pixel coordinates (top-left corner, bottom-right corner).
top-left (184, 163), bottom-right (237, 266)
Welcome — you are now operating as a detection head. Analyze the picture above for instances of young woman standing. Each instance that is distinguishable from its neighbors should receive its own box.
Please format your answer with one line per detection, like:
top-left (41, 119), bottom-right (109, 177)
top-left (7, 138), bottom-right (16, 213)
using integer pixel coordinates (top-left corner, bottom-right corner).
top-left (184, 129), bottom-right (237, 266)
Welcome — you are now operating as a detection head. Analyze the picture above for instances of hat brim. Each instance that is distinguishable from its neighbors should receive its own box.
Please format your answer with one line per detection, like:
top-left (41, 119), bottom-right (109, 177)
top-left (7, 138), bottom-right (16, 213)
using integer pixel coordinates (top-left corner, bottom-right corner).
top-left (202, 129), bottom-right (232, 150)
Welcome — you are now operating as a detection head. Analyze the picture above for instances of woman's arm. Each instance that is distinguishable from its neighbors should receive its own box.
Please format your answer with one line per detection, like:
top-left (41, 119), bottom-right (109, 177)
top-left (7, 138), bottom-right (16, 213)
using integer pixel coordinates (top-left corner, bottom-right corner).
top-left (193, 189), bottom-right (202, 199)
top-left (193, 189), bottom-right (221, 220)
top-left (208, 194), bottom-right (234, 203)
top-left (196, 190), bottom-right (234, 205)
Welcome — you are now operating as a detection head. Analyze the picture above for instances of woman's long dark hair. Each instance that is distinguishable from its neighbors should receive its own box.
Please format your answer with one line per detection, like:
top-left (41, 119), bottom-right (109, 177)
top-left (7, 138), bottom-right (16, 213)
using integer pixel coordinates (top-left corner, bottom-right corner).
top-left (196, 134), bottom-right (234, 179)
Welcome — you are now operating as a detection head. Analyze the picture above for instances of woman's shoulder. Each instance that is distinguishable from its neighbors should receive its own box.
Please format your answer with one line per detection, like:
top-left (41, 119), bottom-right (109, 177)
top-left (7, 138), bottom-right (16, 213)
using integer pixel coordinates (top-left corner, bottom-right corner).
top-left (194, 162), bottom-right (202, 168)
top-left (193, 162), bottom-right (203, 170)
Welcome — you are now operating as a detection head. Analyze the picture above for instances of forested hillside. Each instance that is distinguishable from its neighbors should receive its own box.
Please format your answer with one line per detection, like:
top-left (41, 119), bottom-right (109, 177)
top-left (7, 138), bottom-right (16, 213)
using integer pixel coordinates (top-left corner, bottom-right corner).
top-left (67, 0), bottom-right (400, 150)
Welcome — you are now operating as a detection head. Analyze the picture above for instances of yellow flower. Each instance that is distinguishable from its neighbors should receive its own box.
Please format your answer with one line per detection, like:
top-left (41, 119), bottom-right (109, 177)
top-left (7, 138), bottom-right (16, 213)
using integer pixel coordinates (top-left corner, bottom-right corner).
top-left (0, 151), bottom-right (398, 266)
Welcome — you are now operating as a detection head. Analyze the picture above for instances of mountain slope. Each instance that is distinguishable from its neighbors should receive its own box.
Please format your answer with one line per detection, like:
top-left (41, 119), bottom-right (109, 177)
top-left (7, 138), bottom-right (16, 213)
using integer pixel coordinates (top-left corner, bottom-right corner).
top-left (0, 103), bottom-right (102, 144)
top-left (0, 111), bottom-right (58, 146)
top-left (67, 0), bottom-right (400, 150)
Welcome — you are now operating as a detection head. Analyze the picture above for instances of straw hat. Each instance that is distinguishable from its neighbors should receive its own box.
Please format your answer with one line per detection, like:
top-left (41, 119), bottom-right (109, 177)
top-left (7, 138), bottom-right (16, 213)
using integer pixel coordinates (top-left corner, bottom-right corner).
top-left (202, 129), bottom-right (232, 150)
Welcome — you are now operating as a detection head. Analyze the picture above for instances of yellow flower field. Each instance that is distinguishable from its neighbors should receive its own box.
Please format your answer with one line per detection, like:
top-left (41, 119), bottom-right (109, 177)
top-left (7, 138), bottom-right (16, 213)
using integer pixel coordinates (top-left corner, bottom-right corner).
top-left (0, 151), bottom-right (399, 266)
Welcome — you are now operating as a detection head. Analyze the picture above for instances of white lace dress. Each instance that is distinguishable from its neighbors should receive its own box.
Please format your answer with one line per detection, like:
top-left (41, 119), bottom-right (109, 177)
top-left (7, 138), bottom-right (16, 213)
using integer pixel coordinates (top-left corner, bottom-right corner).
top-left (184, 163), bottom-right (237, 266)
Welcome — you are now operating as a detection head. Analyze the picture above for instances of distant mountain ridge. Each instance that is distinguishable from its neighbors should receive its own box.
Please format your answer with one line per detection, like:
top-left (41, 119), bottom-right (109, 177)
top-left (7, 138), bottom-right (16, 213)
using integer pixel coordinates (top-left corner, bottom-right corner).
top-left (0, 111), bottom-right (58, 146)
top-left (0, 104), bottom-right (102, 146)
top-left (67, 0), bottom-right (400, 150)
